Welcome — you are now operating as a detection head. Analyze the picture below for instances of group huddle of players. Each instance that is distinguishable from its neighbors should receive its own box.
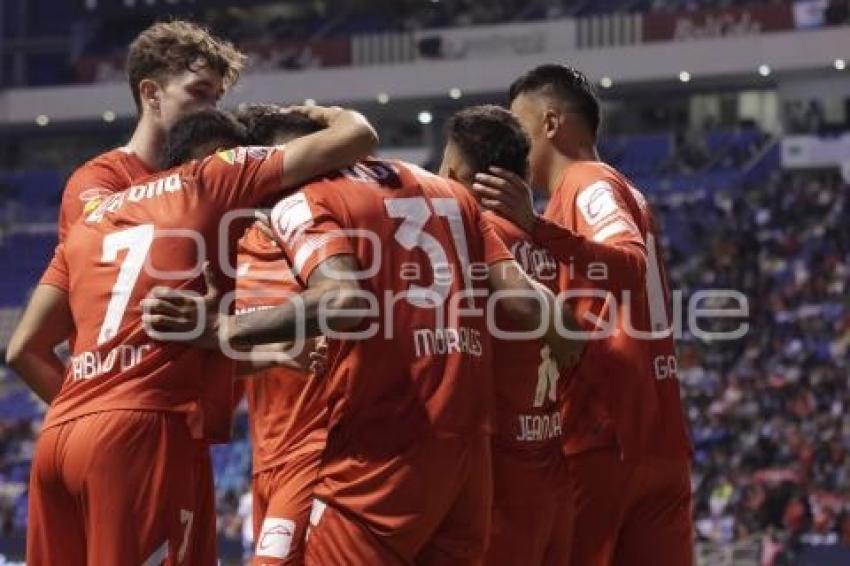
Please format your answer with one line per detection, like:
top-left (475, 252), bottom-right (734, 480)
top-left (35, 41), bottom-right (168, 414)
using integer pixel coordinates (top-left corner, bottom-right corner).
top-left (6, 20), bottom-right (695, 566)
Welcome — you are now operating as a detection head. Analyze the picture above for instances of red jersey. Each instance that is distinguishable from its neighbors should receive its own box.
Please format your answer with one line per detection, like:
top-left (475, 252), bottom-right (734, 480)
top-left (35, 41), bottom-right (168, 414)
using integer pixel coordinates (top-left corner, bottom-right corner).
top-left (39, 146), bottom-right (286, 437)
top-left (59, 148), bottom-right (153, 242)
top-left (269, 160), bottom-right (512, 520)
top-left (536, 161), bottom-right (691, 460)
top-left (236, 224), bottom-right (328, 473)
top-left (485, 212), bottom-right (563, 457)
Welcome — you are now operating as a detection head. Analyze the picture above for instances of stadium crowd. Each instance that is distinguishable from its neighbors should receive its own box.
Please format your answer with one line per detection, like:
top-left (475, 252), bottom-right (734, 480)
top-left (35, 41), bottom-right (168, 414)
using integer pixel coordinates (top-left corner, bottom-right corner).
top-left (666, 169), bottom-right (850, 560)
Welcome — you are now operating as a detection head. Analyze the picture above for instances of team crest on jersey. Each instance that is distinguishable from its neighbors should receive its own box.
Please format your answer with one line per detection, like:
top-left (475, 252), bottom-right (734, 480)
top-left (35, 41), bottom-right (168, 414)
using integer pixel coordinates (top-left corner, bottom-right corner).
top-left (510, 240), bottom-right (557, 282)
top-left (246, 146), bottom-right (274, 160)
top-left (79, 187), bottom-right (112, 215)
top-left (216, 149), bottom-right (238, 165)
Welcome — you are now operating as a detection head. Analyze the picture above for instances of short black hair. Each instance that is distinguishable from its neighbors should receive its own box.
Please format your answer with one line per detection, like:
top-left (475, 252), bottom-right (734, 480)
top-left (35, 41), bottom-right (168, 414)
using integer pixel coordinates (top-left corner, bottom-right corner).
top-left (445, 105), bottom-right (530, 180)
top-left (236, 104), bottom-right (324, 145)
top-left (509, 64), bottom-right (600, 136)
top-left (162, 108), bottom-right (247, 168)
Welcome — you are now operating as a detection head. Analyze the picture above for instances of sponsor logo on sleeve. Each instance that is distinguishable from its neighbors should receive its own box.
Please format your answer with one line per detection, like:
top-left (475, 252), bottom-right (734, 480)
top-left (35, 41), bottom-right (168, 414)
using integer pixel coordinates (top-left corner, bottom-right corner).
top-left (576, 181), bottom-right (620, 226)
top-left (246, 146), bottom-right (275, 160)
top-left (256, 518), bottom-right (296, 559)
top-left (216, 146), bottom-right (276, 166)
top-left (271, 192), bottom-right (314, 245)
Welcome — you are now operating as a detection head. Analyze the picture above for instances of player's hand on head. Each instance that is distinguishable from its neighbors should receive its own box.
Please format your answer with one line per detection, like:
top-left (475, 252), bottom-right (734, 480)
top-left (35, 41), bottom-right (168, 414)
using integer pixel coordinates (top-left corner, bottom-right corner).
top-left (141, 261), bottom-right (223, 349)
top-left (282, 104), bottom-right (343, 126)
top-left (473, 167), bottom-right (537, 233)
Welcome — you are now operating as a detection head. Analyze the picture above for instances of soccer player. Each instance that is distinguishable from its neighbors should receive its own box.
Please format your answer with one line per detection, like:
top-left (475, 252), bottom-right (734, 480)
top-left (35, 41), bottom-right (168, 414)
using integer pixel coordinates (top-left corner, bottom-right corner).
top-left (56, 21), bottom-right (246, 564)
top-left (235, 105), bottom-right (329, 565)
top-left (439, 105), bottom-right (572, 566)
top-left (143, 154), bottom-right (582, 564)
top-left (472, 64), bottom-right (694, 566)
top-left (6, 105), bottom-right (378, 565)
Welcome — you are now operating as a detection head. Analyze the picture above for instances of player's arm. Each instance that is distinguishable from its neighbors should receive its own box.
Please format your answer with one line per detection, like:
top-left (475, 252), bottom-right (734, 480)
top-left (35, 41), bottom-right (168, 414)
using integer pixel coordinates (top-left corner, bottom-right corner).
top-left (142, 258), bottom-right (360, 349)
top-left (225, 255), bottom-right (366, 347)
top-left (473, 167), bottom-right (647, 293)
top-left (235, 337), bottom-right (326, 376)
top-left (5, 285), bottom-right (73, 403)
top-left (277, 105), bottom-right (378, 190)
top-left (475, 204), bottom-right (583, 368)
top-left (487, 259), bottom-right (583, 369)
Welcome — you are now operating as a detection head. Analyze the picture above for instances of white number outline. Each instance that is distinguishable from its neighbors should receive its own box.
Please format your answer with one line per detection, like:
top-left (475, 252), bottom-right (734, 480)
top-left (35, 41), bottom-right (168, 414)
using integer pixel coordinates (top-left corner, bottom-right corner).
top-left (178, 509), bottom-right (194, 563)
top-left (385, 197), bottom-right (472, 307)
top-left (97, 224), bottom-right (154, 345)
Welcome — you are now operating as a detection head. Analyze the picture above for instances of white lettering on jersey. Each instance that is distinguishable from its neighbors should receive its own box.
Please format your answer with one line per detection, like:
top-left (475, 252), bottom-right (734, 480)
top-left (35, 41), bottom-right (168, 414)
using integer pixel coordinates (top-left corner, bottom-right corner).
top-left (85, 174), bottom-right (182, 223)
top-left (510, 239), bottom-right (558, 282)
top-left (516, 411), bottom-right (562, 442)
top-left (70, 343), bottom-right (153, 381)
top-left (413, 327), bottom-right (483, 358)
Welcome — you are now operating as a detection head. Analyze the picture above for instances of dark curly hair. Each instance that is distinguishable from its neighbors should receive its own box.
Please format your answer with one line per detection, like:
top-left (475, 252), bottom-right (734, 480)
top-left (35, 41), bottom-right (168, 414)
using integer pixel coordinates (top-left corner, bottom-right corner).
top-left (445, 104), bottom-right (530, 180)
top-left (509, 63), bottom-right (600, 137)
top-left (236, 104), bottom-right (324, 145)
top-left (161, 108), bottom-right (247, 169)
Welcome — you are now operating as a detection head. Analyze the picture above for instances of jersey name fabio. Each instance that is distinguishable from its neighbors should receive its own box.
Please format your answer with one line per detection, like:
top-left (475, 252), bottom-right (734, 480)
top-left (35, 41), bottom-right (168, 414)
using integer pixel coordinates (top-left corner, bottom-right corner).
top-left (39, 147), bottom-right (286, 434)
top-left (543, 161), bottom-right (691, 460)
top-left (236, 224), bottom-right (328, 473)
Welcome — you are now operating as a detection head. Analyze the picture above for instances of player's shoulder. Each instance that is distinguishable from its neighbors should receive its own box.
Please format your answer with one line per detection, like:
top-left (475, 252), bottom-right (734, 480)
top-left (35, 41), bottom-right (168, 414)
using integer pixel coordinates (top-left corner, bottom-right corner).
top-left (563, 160), bottom-right (623, 189)
top-left (482, 210), bottom-right (527, 242)
top-left (408, 164), bottom-right (475, 203)
top-left (68, 148), bottom-right (137, 180)
top-left (65, 149), bottom-right (128, 191)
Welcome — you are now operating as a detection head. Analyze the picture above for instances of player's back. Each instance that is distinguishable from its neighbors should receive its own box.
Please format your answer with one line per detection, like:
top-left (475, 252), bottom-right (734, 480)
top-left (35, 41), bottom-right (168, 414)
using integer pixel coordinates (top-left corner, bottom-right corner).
top-left (272, 159), bottom-right (510, 445)
top-left (544, 160), bottom-right (691, 461)
top-left (236, 225), bottom-right (328, 472)
top-left (485, 212), bottom-right (563, 456)
top-left (42, 146), bottom-right (286, 432)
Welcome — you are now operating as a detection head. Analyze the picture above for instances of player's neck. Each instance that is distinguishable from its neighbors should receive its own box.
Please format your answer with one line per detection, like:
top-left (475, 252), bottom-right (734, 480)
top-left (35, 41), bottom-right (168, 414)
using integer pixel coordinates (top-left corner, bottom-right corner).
top-left (548, 144), bottom-right (600, 192)
top-left (124, 117), bottom-right (165, 171)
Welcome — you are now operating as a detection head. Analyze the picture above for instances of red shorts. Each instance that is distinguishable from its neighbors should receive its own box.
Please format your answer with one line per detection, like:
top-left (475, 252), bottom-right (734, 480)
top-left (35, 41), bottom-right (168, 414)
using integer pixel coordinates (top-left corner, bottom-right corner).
top-left (27, 410), bottom-right (209, 566)
top-left (485, 445), bottom-right (572, 566)
top-left (251, 451), bottom-right (322, 565)
top-left (307, 435), bottom-right (492, 565)
top-left (567, 448), bottom-right (693, 566)
top-left (191, 446), bottom-right (218, 566)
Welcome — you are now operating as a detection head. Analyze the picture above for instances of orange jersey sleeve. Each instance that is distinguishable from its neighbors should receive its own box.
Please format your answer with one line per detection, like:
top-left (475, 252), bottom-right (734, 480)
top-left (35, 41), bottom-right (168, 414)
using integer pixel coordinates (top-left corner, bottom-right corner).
top-left (236, 222), bottom-right (302, 311)
top-left (269, 189), bottom-right (355, 285)
top-left (536, 162), bottom-right (648, 294)
top-left (39, 244), bottom-right (70, 292)
top-left (196, 146), bottom-right (287, 212)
